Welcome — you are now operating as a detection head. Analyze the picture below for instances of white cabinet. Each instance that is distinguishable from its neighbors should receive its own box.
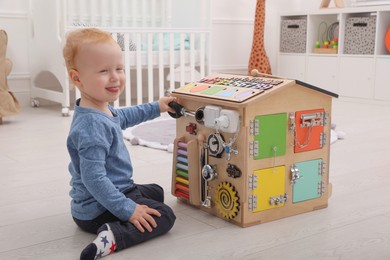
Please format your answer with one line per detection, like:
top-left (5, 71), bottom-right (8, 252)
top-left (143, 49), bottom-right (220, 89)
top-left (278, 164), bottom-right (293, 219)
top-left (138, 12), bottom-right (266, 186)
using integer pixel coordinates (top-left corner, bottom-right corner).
top-left (277, 54), bottom-right (306, 81)
top-left (306, 55), bottom-right (339, 93)
top-left (278, 6), bottom-right (390, 101)
top-left (339, 57), bottom-right (375, 98)
top-left (374, 58), bottom-right (390, 100)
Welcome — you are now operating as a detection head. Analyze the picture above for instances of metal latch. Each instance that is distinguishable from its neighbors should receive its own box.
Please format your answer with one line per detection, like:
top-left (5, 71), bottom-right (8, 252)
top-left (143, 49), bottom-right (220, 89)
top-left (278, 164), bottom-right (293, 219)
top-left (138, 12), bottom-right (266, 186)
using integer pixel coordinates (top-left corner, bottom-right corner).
top-left (290, 164), bottom-right (302, 184)
top-left (300, 112), bottom-right (326, 128)
top-left (269, 193), bottom-right (288, 206)
top-left (289, 112), bottom-right (296, 131)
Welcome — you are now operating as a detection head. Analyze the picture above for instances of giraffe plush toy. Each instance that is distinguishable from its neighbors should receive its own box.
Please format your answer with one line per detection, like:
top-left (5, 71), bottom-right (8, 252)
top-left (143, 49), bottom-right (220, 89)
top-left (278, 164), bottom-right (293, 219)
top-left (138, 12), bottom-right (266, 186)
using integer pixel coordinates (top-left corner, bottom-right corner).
top-left (248, 0), bottom-right (272, 75)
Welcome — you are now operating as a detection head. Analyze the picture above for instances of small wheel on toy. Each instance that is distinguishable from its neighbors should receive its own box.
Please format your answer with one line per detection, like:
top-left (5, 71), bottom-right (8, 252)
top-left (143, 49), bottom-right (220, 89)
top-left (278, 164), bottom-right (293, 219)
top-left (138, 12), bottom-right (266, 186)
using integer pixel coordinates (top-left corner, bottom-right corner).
top-left (31, 99), bottom-right (40, 108)
top-left (61, 107), bottom-right (70, 117)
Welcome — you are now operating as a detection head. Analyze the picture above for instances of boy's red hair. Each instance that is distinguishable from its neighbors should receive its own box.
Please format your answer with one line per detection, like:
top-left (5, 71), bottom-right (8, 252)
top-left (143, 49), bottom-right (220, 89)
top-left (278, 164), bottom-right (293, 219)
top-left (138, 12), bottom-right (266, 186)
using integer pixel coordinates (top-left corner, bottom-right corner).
top-left (63, 28), bottom-right (114, 72)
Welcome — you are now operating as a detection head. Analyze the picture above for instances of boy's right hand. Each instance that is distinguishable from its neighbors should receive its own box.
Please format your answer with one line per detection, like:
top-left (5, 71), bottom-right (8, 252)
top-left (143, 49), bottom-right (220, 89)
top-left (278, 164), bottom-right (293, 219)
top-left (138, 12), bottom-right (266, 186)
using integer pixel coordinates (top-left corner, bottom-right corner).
top-left (158, 96), bottom-right (177, 113)
top-left (129, 204), bottom-right (161, 233)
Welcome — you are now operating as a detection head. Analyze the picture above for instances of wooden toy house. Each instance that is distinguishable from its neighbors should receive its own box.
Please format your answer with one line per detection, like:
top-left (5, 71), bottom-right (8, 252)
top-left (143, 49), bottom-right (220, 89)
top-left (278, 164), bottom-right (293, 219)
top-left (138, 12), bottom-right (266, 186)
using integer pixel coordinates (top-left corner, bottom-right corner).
top-left (170, 73), bottom-right (338, 227)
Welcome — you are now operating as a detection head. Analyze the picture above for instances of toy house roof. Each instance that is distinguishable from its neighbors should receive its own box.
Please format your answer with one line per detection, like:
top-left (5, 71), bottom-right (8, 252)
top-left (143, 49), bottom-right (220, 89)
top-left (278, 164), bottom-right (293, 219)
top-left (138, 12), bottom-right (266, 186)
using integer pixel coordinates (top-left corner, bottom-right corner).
top-left (296, 80), bottom-right (338, 98)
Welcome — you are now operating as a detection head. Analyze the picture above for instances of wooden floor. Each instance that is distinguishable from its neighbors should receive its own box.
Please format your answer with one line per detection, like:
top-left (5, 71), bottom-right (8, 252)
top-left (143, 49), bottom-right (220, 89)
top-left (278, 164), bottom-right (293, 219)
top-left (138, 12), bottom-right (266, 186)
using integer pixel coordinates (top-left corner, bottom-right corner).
top-left (1, 98), bottom-right (390, 260)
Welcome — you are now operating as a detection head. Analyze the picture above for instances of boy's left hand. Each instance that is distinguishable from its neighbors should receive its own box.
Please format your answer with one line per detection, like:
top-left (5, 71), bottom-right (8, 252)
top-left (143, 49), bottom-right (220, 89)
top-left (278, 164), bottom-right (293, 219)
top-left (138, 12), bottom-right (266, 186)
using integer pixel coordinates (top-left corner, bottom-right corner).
top-left (158, 96), bottom-right (177, 113)
top-left (129, 204), bottom-right (161, 233)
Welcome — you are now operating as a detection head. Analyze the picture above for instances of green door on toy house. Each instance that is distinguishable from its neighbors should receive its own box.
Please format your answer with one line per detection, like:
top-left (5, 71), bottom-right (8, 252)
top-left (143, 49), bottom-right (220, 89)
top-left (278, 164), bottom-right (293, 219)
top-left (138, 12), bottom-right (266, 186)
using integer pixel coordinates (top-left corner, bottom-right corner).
top-left (253, 113), bottom-right (287, 160)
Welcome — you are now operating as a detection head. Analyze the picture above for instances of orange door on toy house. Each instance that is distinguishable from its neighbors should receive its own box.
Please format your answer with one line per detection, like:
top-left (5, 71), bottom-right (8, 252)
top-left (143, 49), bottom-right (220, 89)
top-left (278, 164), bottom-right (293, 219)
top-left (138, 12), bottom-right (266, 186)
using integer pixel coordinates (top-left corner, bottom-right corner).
top-left (294, 109), bottom-right (327, 153)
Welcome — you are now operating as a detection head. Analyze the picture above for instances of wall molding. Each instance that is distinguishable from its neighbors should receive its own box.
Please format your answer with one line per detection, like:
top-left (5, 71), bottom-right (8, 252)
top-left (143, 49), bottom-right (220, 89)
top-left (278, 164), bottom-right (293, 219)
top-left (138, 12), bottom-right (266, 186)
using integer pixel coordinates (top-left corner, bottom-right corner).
top-left (8, 72), bottom-right (30, 80)
top-left (0, 11), bottom-right (28, 19)
top-left (212, 18), bottom-right (253, 25)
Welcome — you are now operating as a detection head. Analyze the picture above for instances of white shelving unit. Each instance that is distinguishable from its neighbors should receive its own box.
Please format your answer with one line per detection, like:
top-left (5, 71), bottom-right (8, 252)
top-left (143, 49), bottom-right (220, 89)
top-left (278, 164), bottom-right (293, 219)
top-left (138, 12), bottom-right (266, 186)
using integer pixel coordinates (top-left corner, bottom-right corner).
top-left (277, 5), bottom-right (390, 101)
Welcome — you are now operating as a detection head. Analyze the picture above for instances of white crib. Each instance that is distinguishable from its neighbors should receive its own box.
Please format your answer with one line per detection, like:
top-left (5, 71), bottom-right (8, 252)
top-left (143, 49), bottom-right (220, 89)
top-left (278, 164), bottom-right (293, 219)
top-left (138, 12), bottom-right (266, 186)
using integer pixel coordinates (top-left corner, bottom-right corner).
top-left (29, 0), bottom-right (211, 115)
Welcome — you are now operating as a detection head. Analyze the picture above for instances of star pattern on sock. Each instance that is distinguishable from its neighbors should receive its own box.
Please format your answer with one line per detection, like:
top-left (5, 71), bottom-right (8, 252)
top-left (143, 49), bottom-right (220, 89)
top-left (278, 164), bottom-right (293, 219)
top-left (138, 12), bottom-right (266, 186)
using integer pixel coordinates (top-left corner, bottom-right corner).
top-left (100, 235), bottom-right (109, 248)
top-left (109, 241), bottom-right (116, 253)
top-left (80, 224), bottom-right (116, 260)
top-left (96, 249), bottom-right (104, 258)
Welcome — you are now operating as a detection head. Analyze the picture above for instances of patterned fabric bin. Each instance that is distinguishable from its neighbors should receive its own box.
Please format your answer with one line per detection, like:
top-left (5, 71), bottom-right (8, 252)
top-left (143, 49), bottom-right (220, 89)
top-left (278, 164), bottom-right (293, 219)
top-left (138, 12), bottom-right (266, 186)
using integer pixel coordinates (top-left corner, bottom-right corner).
top-left (344, 16), bottom-right (377, 55)
top-left (280, 18), bottom-right (307, 53)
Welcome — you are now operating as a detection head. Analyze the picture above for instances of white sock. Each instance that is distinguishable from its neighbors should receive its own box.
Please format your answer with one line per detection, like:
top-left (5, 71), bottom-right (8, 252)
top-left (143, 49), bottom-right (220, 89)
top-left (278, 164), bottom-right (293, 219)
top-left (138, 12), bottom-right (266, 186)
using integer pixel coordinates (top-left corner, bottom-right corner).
top-left (80, 224), bottom-right (116, 260)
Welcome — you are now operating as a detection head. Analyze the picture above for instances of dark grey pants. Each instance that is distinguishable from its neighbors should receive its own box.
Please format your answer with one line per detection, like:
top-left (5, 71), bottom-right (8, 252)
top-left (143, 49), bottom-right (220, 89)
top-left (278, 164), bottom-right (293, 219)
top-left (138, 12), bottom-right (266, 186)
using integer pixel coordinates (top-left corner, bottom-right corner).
top-left (73, 184), bottom-right (176, 251)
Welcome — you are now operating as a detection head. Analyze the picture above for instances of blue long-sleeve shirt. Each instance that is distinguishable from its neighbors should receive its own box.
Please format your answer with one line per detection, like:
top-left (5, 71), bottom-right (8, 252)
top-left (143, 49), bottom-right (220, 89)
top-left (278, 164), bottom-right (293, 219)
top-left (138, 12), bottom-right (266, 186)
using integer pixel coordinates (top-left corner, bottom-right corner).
top-left (67, 99), bottom-right (160, 221)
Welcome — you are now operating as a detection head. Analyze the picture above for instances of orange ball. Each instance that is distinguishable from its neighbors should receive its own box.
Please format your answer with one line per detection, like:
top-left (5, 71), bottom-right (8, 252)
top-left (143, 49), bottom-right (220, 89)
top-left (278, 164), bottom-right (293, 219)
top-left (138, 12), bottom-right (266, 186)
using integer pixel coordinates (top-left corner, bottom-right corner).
top-left (385, 28), bottom-right (390, 53)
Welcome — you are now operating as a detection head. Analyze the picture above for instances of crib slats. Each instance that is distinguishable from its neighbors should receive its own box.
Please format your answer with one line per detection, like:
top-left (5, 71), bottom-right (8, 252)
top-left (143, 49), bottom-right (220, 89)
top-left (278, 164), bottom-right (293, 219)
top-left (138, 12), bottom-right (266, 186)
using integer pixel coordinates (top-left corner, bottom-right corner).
top-left (67, 0), bottom-right (177, 28)
top-left (180, 33), bottom-right (185, 87)
top-left (190, 33), bottom-right (195, 83)
top-left (124, 33), bottom-right (131, 106)
top-left (200, 33), bottom-right (206, 78)
top-left (147, 32), bottom-right (154, 103)
top-left (121, 0), bottom-right (126, 27)
top-left (151, 0), bottom-right (156, 28)
top-left (141, 0), bottom-right (147, 28)
top-left (169, 33), bottom-right (175, 93)
top-left (136, 33), bottom-right (142, 105)
top-left (158, 33), bottom-right (164, 99)
top-left (110, 0), bottom-right (115, 25)
top-left (166, 0), bottom-right (172, 26)
top-left (131, 0), bottom-right (137, 27)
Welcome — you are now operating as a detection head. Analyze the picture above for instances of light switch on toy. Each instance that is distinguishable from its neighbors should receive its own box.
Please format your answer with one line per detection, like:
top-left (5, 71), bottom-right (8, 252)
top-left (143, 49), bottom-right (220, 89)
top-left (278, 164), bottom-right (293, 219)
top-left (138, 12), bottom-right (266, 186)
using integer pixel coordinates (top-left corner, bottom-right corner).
top-left (218, 109), bottom-right (240, 133)
top-left (203, 105), bottom-right (222, 129)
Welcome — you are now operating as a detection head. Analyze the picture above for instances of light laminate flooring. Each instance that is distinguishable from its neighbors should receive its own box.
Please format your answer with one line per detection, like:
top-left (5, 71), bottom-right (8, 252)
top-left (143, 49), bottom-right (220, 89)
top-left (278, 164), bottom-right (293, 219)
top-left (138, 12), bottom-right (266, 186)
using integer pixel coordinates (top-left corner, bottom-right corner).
top-left (0, 98), bottom-right (390, 260)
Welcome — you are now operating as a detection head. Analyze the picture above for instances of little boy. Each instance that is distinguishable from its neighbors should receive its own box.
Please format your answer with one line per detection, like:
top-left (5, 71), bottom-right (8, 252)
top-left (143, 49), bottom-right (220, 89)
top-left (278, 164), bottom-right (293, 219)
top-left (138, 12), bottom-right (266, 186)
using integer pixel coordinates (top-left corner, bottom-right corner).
top-left (63, 28), bottom-right (176, 259)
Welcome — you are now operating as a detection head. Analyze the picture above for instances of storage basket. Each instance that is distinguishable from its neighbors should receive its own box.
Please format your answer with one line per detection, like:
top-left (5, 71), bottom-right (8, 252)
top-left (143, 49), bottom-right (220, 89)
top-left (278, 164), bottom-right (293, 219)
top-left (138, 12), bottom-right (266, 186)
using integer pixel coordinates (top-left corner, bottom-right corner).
top-left (280, 18), bottom-right (307, 53)
top-left (344, 16), bottom-right (376, 55)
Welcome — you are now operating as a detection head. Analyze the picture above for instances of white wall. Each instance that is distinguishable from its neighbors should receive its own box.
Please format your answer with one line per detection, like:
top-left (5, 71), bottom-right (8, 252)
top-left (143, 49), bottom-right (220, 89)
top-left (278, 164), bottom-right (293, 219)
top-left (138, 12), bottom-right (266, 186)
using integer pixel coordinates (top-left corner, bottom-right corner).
top-left (2, 0), bottom-right (327, 105)
top-left (210, 0), bottom-right (325, 75)
top-left (210, 0), bottom-right (257, 74)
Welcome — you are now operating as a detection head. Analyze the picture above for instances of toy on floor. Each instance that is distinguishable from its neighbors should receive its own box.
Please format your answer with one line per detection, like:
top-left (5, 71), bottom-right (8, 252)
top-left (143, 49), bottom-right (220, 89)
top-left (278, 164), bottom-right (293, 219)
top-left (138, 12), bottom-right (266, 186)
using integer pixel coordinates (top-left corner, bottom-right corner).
top-left (168, 72), bottom-right (338, 227)
top-left (331, 123), bottom-right (346, 142)
top-left (0, 29), bottom-right (20, 124)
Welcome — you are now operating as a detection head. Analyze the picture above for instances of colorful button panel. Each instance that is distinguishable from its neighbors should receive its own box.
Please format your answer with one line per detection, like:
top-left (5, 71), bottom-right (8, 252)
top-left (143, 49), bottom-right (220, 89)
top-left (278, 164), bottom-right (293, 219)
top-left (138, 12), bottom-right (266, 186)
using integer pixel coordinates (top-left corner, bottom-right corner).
top-left (173, 75), bottom-right (285, 102)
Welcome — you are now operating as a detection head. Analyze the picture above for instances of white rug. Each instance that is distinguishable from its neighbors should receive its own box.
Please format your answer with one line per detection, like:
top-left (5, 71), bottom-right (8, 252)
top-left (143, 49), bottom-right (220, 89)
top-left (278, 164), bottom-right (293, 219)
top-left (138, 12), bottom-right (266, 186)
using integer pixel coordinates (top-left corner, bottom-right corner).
top-left (123, 117), bottom-right (176, 152)
top-left (123, 117), bottom-right (343, 153)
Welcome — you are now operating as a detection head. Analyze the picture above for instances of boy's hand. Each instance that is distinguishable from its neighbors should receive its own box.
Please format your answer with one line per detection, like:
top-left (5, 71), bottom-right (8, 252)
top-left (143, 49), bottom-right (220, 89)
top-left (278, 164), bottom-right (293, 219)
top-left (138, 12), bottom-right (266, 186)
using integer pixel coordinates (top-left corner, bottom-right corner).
top-left (129, 204), bottom-right (161, 233)
top-left (158, 96), bottom-right (177, 113)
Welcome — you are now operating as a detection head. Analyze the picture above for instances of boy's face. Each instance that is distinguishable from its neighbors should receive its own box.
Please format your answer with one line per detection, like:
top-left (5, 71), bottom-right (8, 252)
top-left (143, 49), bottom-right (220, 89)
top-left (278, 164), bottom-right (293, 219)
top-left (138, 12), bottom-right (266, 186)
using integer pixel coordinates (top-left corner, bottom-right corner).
top-left (73, 41), bottom-right (125, 105)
